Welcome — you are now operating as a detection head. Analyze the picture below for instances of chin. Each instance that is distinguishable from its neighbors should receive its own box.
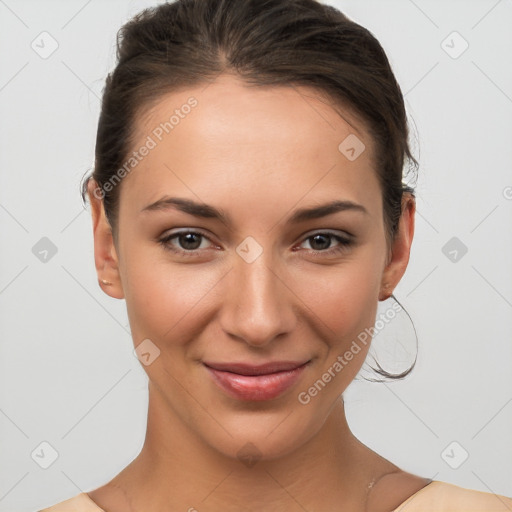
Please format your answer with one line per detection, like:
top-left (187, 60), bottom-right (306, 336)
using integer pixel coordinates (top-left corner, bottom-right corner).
top-left (188, 396), bottom-right (336, 466)
top-left (207, 426), bottom-right (315, 466)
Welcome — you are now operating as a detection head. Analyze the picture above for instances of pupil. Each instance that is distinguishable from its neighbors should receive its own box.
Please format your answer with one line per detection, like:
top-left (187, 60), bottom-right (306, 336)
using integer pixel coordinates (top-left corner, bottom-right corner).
top-left (311, 234), bottom-right (330, 250)
top-left (181, 233), bottom-right (201, 250)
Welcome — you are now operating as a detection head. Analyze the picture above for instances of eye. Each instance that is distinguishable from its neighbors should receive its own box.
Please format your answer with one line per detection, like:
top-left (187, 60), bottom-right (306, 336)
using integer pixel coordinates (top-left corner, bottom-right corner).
top-left (158, 230), bottom-right (215, 257)
top-left (158, 229), bottom-right (353, 258)
top-left (296, 231), bottom-right (353, 256)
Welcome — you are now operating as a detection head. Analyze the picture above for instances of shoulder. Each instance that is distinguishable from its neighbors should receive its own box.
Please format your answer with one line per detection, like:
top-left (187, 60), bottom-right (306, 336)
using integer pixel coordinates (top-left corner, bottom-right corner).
top-left (393, 480), bottom-right (512, 511)
top-left (38, 493), bottom-right (105, 512)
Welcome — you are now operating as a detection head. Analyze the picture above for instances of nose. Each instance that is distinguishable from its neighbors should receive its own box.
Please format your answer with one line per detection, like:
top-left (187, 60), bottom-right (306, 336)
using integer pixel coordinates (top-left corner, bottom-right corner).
top-left (219, 249), bottom-right (297, 348)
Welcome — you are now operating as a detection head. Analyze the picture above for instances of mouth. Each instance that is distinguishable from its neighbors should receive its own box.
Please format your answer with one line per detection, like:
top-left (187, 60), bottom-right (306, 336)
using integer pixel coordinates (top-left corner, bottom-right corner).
top-left (203, 360), bottom-right (310, 401)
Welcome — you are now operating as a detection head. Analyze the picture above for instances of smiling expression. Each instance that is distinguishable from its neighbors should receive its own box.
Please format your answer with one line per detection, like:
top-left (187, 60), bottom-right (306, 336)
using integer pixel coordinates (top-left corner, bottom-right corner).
top-left (91, 73), bottom-right (411, 461)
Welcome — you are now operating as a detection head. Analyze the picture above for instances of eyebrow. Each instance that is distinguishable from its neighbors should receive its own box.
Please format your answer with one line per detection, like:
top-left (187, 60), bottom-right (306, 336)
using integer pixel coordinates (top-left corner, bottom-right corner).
top-left (141, 196), bottom-right (368, 224)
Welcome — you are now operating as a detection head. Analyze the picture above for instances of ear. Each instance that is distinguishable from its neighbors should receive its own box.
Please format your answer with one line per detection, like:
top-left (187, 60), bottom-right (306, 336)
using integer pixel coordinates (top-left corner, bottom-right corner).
top-left (379, 193), bottom-right (415, 301)
top-left (87, 179), bottom-right (124, 299)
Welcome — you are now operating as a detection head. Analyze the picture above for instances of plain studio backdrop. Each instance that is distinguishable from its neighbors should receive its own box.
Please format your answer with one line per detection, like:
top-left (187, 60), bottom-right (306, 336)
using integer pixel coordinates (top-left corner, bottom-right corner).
top-left (0, 0), bottom-right (511, 510)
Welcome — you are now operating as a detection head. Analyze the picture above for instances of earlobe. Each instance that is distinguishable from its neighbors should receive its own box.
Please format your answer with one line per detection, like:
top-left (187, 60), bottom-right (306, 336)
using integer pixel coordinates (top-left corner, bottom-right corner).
top-left (87, 180), bottom-right (125, 299)
top-left (378, 194), bottom-right (416, 301)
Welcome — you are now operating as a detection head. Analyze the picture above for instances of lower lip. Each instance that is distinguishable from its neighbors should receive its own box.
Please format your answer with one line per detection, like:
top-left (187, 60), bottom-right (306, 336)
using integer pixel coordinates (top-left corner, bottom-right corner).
top-left (204, 363), bottom-right (308, 401)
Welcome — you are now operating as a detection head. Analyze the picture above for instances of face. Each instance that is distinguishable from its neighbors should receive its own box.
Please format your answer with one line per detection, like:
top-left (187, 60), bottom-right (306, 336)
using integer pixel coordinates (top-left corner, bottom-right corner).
top-left (89, 74), bottom-right (414, 461)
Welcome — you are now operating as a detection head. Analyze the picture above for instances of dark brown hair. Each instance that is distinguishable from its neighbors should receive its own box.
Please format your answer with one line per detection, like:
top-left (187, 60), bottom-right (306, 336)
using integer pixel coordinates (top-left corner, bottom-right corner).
top-left (81, 0), bottom-right (419, 381)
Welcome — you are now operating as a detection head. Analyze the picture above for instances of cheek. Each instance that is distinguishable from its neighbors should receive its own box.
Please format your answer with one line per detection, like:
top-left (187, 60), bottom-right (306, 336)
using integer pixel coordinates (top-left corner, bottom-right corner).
top-left (293, 254), bottom-right (381, 385)
top-left (121, 248), bottom-right (223, 345)
top-left (298, 258), bottom-right (381, 338)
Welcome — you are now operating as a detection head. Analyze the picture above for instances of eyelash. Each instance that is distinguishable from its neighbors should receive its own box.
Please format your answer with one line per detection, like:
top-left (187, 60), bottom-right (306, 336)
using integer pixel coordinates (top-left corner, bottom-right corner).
top-left (158, 230), bottom-right (353, 258)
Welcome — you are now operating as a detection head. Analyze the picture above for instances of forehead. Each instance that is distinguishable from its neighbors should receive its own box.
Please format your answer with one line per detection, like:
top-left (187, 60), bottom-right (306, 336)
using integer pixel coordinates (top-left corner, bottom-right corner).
top-left (120, 74), bottom-right (380, 219)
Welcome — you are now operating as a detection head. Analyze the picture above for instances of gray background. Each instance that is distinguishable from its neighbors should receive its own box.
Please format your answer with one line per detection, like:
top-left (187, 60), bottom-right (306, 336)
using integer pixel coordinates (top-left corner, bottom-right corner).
top-left (0, 0), bottom-right (511, 510)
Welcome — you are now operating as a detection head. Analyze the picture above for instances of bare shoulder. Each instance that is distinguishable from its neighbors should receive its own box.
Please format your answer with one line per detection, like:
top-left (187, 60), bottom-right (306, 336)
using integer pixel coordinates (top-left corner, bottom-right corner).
top-left (38, 492), bottom-right (103, 512)
top-left (86, 481), bottom-right (132, 512)
top-left (366, 470), bottom-right (434, 512)
top-left (390, 480), bottom-right (512, 512)
top-left (85, 461), bottom-right (142, 512)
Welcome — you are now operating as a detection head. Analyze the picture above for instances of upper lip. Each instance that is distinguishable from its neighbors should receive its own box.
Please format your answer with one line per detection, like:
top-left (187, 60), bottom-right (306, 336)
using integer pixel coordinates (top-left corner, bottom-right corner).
top-left (203, 360), bottom-right (310, 376)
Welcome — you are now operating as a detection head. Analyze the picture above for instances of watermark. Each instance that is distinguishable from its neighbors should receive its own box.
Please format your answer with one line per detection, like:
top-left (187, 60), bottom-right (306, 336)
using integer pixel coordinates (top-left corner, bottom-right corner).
top-left (133, 338), bottom-right (161, 366)
top-left (236, 236), bottom-right (264, 263)
top-left (237, 441), bottom-right (263, 468)
top-left (297, 300), bottom-right (402, 405)
top-left (31, 31), bottom-right (59, 59)
top-left (32, 236), bottom-right (58, 263)
top-left (441, 441), bottom-right (469, 469)
top-left (338, 133), bottom-right (366, 161)
top-left (92, 96), bottom-right (198, 200)
top-left (442, 236), bottom-right (468, 263)
top-left (440, 31), bottom-right (469, 60)
top-left (31, 441), bottom-right (59, 469)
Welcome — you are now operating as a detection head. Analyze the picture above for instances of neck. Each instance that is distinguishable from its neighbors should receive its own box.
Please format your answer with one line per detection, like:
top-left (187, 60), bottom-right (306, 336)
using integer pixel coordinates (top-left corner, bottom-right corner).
top-left (114, 384), bottom-right (381, 511)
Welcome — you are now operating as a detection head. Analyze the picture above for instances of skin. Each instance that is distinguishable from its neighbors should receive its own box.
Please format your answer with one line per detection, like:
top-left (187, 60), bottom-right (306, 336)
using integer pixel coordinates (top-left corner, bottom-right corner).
top-left (86, 73), bottom-right (429, 511)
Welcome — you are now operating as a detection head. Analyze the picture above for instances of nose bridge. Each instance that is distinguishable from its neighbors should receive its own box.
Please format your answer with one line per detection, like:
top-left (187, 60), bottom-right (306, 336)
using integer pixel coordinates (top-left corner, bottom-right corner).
top-left (220, 240), bottom-right (295, 346)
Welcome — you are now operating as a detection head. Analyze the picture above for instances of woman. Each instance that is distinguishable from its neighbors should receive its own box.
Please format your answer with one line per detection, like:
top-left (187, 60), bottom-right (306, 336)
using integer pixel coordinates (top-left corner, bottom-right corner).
top-left (40, 0), bottom-right (512, 510)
